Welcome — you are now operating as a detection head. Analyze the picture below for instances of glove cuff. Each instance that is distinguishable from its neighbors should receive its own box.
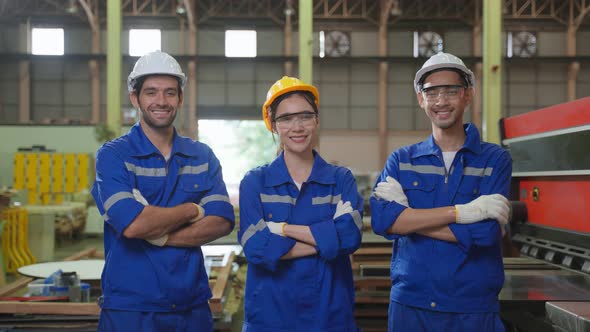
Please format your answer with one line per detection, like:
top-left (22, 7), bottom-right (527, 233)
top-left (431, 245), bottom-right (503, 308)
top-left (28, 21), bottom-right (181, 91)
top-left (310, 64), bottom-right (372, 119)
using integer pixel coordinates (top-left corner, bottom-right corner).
top-left (455, 204), bottom-right (467, 223)
top-left (189, 203), bottom-right (205, 223)
top-left (147, 234), bottom-right (168, 247)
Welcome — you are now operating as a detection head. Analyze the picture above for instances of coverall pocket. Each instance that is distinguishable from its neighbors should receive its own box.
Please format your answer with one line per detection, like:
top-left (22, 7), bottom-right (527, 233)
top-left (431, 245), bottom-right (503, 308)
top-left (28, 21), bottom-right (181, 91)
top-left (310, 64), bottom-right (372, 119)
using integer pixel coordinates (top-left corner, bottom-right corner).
top-left (399, 176), bottom-right (435, 208)
top-left (455, 177), bottom-right (482, 204)
top-left (261, 205), bottom-right (290, 223)
top-left (181, 175), bottom-right (212, 203)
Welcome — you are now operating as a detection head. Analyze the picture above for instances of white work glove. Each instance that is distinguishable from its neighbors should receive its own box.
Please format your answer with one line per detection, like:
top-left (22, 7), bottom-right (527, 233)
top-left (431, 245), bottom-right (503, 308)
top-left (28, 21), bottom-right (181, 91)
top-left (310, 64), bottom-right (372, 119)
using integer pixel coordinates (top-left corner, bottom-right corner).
top-left (132, 189), bottom-right (168, 247)
top-left (146, 235), bottom-right (168, 247)
top-left (266, 221), bottom-right (286, 237)
top-left (189, 203), bottom-right (206, 223)
top-left (374, 176), bottom-right (409, 207)
top-left (334, 200), bottom-right (353, 219)
top-left (132, 188), bottom-right (149, 206)
top-left (455, 194), bottom-right (510, 225)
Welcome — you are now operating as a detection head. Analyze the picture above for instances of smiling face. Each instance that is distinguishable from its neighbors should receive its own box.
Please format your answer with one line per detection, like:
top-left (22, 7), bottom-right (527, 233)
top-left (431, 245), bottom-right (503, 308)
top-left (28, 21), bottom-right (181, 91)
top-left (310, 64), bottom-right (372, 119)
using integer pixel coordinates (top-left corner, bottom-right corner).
top-left (272, 93), bottom-right (319, 156)
top-left (417, 70), bottom-right (472, 132)
top-left (130, 75), bottom-right (183, 130)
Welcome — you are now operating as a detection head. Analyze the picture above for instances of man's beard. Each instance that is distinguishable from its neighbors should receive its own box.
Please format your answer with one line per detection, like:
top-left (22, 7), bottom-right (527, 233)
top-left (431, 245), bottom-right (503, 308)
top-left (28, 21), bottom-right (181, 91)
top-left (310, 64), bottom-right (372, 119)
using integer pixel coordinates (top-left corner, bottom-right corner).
top-left (139, 106), bottom-right (177, 128)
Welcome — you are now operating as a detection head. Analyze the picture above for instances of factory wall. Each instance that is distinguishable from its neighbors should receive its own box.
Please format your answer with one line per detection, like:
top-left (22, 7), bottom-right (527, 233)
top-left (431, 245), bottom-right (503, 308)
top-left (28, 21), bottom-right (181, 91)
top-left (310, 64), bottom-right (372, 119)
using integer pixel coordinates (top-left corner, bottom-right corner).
top-left (1, 23), bottom-right (588, 126)
top-left (319, 130), bottom-right (430, 174)
top-left (0, 124), bottom-right (428, 190)
top-left (1, 21), bottom-right (589, 188)
top-left (0, 126), bottom-right (101, 189)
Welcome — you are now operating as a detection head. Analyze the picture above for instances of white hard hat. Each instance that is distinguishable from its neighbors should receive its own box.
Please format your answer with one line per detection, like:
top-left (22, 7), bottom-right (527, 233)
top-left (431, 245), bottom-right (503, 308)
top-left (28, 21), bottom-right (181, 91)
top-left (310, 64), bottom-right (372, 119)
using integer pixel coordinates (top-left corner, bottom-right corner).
top-left (413, 52), bottom-right (475, 93)
top-left (127, 50), bottom-right (186, 92)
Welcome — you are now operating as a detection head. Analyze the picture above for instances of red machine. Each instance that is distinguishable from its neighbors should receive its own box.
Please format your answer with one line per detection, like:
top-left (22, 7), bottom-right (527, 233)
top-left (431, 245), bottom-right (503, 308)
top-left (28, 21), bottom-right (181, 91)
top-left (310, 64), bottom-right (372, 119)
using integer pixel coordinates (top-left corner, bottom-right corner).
top-left (502, 97), bottom-right (590, 260)
top-left (500, 97), bottom-right (590, 331)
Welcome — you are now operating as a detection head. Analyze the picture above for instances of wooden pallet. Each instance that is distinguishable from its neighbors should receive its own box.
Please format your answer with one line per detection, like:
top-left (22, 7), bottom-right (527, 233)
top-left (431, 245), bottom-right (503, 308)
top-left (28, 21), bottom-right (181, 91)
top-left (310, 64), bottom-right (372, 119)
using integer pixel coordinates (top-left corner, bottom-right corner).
top-left (352, 241), bottom-right (392, 332)
top-left (208, 250), bottom-right (236, 315)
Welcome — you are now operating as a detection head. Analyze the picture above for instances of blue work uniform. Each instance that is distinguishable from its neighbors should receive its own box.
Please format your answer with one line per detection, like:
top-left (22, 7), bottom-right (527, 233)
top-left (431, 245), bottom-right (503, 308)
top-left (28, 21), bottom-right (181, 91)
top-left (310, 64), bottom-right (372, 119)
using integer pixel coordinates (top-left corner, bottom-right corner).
top-left (91, 123), bottom-right (235, 331)
top-left (370, 123), bottom-right (511, 331)
top-left (238, 151), bottom-right (363, 332)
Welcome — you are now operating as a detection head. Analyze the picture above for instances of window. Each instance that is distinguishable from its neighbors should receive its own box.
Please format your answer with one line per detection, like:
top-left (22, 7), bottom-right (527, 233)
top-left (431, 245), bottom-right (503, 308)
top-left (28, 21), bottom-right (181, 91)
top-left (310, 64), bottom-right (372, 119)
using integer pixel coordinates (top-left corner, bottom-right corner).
top-left (129, 29), bottom-right (161, 56)
top-left (225, 30), bottom-right (256, 58)
top-left (32, 28), bottom-right (64, 55)
top-left (319, 31), bottom-right (325, 58)
top-left (198, 120), bottom-right (276, 204)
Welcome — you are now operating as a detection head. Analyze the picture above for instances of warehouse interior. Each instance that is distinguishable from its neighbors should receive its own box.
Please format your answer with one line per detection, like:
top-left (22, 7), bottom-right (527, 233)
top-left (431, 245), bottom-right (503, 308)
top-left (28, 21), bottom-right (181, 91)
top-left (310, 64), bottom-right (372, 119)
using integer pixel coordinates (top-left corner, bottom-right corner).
top-left (0, 0), bottom-right (589, 331)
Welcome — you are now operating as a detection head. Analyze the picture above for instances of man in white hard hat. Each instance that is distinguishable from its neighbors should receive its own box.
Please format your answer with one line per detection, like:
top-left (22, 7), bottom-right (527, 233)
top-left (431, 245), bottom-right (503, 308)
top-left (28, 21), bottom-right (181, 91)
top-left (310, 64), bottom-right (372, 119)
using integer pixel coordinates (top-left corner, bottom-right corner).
top-left (91, 51), bottom-right (235, 331)
top-left (370, 52), bottom-right (512, 331)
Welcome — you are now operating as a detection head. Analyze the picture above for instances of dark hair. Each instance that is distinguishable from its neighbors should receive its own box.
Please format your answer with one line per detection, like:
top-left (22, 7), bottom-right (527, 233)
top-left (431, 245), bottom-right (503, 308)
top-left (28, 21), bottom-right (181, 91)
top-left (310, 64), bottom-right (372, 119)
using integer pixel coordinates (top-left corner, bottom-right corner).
top-left (418, 68), bottom-right (469, 91)
top-left (133, 75), bottom-right (183, 97)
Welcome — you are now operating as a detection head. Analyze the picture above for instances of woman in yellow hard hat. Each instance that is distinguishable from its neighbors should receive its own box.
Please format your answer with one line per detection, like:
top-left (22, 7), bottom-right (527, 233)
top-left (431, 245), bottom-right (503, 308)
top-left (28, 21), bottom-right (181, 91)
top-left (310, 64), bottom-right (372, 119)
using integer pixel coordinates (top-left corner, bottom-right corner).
top-left (238, 76), bottom-right (364, 331)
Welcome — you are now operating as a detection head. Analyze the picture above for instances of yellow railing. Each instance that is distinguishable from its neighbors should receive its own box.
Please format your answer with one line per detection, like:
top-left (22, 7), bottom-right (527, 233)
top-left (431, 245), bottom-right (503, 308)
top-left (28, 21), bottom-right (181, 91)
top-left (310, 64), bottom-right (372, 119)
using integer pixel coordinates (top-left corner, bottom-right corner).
top-left (1, 208), bottom-right (36, 273)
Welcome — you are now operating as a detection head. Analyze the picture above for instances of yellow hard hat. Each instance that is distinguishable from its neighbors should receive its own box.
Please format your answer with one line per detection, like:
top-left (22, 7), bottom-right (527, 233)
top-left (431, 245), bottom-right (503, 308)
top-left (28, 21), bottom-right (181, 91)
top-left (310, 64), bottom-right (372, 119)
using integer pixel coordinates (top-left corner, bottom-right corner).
top-left (262, 76), bottom-right (319, 131)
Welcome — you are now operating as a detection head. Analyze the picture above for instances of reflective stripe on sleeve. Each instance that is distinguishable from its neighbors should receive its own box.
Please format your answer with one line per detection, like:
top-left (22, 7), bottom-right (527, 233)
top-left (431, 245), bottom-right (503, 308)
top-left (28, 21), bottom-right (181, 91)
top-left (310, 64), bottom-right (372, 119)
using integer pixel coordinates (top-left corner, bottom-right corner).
top-left (200, 194), bottom-right (231, 205)
top-left (351, 210), bottom-right (363, 230)
top-left (103, 191), bottom-right (134, 212)
top-left (240, 219), bottom-right (266, 247)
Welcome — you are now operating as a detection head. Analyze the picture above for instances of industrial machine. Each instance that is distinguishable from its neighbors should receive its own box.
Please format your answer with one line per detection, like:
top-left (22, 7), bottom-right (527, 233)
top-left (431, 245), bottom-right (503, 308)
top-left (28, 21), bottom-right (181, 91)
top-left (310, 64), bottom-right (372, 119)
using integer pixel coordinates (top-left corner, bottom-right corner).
top-left (500, 97), bottom-right (590, 331)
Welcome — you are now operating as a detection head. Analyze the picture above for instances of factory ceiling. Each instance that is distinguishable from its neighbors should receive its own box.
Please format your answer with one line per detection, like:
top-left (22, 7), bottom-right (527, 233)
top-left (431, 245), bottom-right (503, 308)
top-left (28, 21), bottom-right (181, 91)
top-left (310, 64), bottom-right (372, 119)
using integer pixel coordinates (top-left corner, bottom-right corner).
top-left (0, 0), bottom-right (588, 31)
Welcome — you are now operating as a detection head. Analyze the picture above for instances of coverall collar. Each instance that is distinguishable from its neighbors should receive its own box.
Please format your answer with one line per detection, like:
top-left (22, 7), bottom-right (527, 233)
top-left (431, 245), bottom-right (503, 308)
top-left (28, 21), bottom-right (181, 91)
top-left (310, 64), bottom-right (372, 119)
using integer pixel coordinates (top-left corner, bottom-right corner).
top-left (264, 150), bottom-right (335, 187)
top-left (127, 122), bottom-right (199, 158)
top-left (413, 123), bottom-right (482, 158)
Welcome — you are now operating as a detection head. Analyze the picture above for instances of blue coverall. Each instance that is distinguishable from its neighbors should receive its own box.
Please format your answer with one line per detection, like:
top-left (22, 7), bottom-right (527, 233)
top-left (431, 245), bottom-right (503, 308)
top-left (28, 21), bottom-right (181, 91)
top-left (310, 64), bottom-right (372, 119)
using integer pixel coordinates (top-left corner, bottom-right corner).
top-left (239, 151), bottom-right (363, 332)
top-left (370, 123), bottom-right (511, 332)
top-left (92, 123), bottom-right (235, 331)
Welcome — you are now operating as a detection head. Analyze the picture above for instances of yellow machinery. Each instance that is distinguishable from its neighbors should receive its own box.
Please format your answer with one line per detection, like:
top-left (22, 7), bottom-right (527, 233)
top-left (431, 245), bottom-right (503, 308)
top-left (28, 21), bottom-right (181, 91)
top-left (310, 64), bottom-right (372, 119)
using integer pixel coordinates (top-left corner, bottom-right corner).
top-left (0, 220), bottom-right (5, 285)
top-left (13, 152), bottom-right (93, 205)
top-left (1, 207), bottom-right (35, 273)
top-left (25, 154), bottom-right (38, 205)
top-left (52, 153), bottom-right (64, 204)
top-left (39, 153), bottom-right (51, 205)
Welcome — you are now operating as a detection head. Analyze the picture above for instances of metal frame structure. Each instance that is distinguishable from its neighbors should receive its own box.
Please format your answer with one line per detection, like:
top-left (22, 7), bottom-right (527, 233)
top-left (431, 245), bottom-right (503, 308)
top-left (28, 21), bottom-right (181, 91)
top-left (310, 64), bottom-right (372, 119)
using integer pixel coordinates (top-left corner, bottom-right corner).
top-left (1, 0), bottom-right (589, 28)
top-left (1, 0), bottom-right (589, 161)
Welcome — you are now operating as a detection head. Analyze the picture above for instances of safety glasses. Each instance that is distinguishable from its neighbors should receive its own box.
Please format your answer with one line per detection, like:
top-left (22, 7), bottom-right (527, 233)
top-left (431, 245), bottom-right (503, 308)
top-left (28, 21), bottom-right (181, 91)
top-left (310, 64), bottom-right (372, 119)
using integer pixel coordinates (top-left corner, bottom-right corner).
top-left (421, 85), bottom-right (466, 102)
top-left (274, 111), bottom-right (317, 129)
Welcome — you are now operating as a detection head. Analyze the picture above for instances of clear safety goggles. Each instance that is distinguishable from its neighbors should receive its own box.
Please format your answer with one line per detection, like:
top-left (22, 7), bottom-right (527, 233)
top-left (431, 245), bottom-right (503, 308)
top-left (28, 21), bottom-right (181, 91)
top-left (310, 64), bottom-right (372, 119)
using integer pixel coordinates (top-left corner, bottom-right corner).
top-left (421, 85), bottom-right (466, 102)
top-left (274, 111), bottom-right (317, 129)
